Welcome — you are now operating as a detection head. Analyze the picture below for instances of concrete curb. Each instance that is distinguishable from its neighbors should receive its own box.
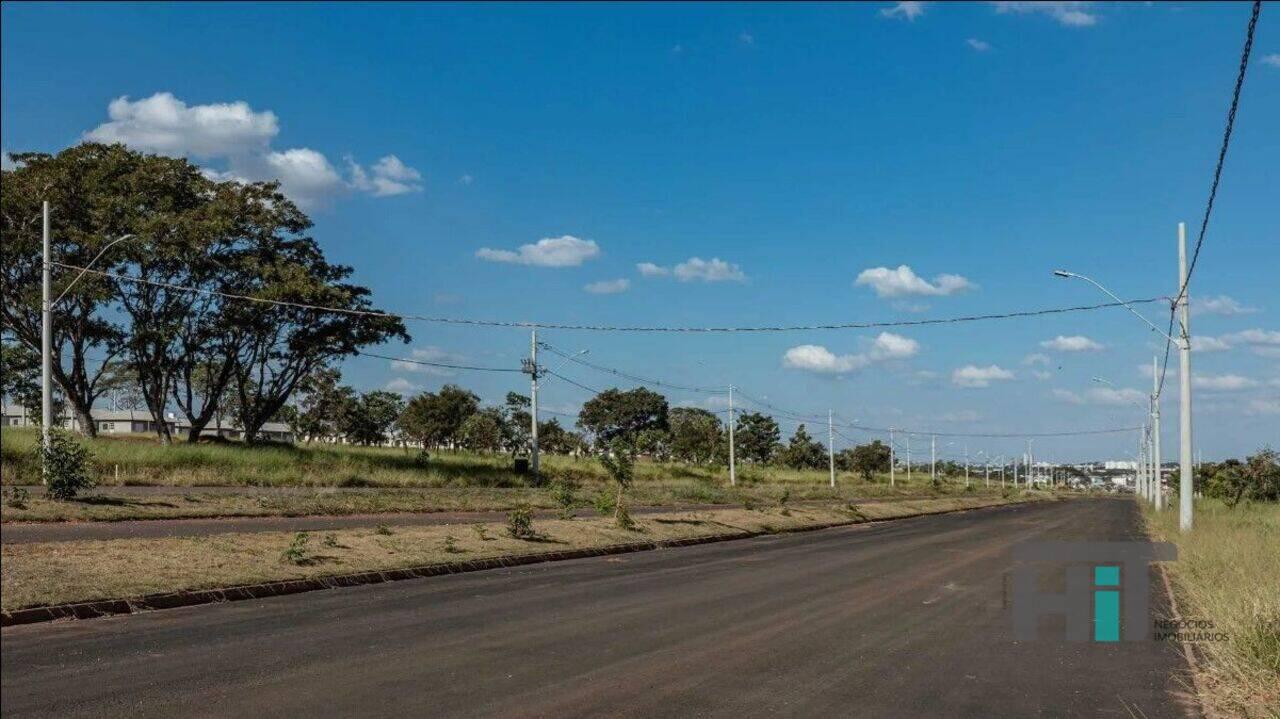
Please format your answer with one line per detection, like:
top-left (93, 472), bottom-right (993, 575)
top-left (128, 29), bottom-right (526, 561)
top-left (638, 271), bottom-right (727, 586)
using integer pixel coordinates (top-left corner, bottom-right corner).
top-left (1, 499), bottom-right (1037, 628)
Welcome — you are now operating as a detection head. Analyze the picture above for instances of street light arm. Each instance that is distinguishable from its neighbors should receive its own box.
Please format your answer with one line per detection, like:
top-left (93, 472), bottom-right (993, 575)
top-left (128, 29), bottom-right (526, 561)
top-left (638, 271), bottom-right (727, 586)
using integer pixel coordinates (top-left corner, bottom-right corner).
top-left (52, 234), bottom-right (136, 305)
top-left (1052, 270), bottom-right (1177, 344)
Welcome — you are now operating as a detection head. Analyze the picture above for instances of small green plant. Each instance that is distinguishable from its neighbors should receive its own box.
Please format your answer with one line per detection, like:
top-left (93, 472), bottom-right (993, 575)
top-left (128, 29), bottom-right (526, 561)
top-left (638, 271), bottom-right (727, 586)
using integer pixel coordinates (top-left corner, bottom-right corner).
top-left (598, 438), bottom-right (636, 528)
top-left (442, 534), bottom-right (462, 553)
top-left (593, 491), bottom-right (616, 517)
top-left (743, 497), bottom-right (758, 512)
top-left (322, 533), bottom-right (339, 548)
top-left (615, 502), bottom-right (635, 530)
top-left (471, 523), bottom-right (492, 541)
top-left (550, 478), bottom-right (579, 519)
top-left (375, 523), bottom-right (393, 536)
top-left (33, 429), bottom-right (94, 500)
top-left (779, 488), bottom-right (792, 516)
top-left (5, 486), bottom-right (30, 509)
top-left (844, 502), bottom-right (867, 521)
top-left (281, 532), bottom-right (311, 565)
top-left (506, 505), bottom-right (535, 539)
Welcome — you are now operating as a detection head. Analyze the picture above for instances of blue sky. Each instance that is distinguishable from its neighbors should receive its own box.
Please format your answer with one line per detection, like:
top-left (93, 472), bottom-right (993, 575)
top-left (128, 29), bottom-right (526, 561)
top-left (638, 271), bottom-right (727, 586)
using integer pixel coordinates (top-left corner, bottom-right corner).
top-left (3, 1), bottom-right (1277, 460)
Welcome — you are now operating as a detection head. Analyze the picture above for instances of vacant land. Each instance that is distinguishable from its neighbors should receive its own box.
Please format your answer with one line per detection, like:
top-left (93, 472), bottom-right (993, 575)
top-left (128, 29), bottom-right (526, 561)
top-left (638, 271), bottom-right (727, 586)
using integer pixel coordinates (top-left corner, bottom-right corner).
top-left (0, 494), bottom-right (1039, 613)
top-left (2, 428), bottom-right (1011, 522)
top-left (1144, 501), bottom-right (1280, 717)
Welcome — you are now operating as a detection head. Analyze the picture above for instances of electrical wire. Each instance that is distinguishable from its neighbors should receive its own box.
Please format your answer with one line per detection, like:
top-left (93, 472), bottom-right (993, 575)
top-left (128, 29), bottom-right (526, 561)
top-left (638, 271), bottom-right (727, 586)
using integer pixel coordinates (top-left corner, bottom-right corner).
top-left (355, 350), bottom-right (521, 373)
top-left (52, 262), bottom-right (1168, 334)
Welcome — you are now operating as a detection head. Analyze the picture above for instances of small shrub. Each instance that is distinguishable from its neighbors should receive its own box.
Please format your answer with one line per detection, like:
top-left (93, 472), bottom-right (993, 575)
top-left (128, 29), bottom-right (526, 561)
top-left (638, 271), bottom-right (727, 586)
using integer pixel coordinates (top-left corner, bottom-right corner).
top-left (594, 491), bottom-right (616, 517)
top-left (550, 479), bottom-right (578, 520)
top-left (471, 523), bottom-right (492, 541)
top-left (507, 505), bottom-right (535, 539)
top-left (281, 532), bottom-right (311, 565)
top-left (442, 534), bottom-right (462, 553)
top-left (338, 475), bottom-right (375, 488)
top-left (34, 430), bottom-right (95, 500)
top-left (375, 523), bottom-right (393, 536)
top-left (615, 502), bottom-right (635, 530)
top-left (779, 489), bottom-right (792, 516)
top-left (844, 502), bottom-right (867, 521)
top-left (5, 486), bottom-right (30, 509)
top-left (322, 533), bottom-right (339, 548)
top-left (743, 497), bottom-right (758, 512)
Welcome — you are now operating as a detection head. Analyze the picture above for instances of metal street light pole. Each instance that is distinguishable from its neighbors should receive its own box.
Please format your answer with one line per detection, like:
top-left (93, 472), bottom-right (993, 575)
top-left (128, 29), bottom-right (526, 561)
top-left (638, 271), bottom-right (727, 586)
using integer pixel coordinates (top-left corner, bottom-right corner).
top-left (728, 385), bottom-right (736, 486)
top-left (40, 202), bottom-right (52, 482)
top-left (889, 427), bottom-right (895, 487)
top-left (827, 409), bottom-right (836, 488)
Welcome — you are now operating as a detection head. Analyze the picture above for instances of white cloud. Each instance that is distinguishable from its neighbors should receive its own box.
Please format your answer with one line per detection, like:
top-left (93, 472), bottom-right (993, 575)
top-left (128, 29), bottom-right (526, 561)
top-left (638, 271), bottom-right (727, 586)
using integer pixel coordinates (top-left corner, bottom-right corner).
top-left (966, 38), bottom-right (993, 52)
top-left (83, 92), bottom-right (422, 207)
top-left (938, 410), bottom-right (981, 423)
top-left (385, 377), bottom-right (419, 394)
top-left (1262, 54), bottom-right (1280, 68)
top-left (854, 265), bottom-right (975, 298)
top-left (880, 2), bottom-right (927, 21)
top-left (1023, 353), bottom-right (1051, 366)
top-left (990, 2), bottom-right (1097, 27)
top-left (1248, 398), bottom-right (1280, 415)
top-left (459, 174), bottom-right (474, 185)
top-left (391, 347), bottom-right (462, 376)
top-left (782, 332), bottom-right (919, 375)
top-left (783, 345), bottom-right (870, 374)
top-left (636, 262), bottom-right (671, 277)
top-left (1223, 329), bottom-right (1280, 346)
top-left (868, 332), bottom-right (920, 360)
top-left (1195, 336), bottom-right (1232, 353)
top-left (738, 30), bottom-right (755, 45)
top-left (1193, 374), bottom-right (1258, 392)
top-left (674, 257), bottom-right (747, 283)
top-left (85, 92), bottom-right (278, 157)
top-left (1052, 388), bottom-right (1085, 405)
top-left (952, 364), bottom-right (1015, 388)
top-left (584, 278), bottom-right (630, 295)
top-left (476, 235), bottom-right (600, 267)
top-left (1086, 386), bottom-right (1146, 406)
top-left (1032, 370), bottom-right (1053, 381)
top-left (1040, 335), bottom-right (1104, 352)
top-left (1194, 295), bottom-right (1257, 316)
top-left (349, 155), bottom-right (423, 196)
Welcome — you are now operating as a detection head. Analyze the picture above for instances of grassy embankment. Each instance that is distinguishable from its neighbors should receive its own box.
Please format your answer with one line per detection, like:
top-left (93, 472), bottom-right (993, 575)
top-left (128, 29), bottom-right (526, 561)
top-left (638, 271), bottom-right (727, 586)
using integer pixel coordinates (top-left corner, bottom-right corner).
top-left (1144, 500), bottom-right (1280, 717)
top-left (1, 427), bottom-right (1007, 522)
top-left (1, 494), bottom-right (1041, 612)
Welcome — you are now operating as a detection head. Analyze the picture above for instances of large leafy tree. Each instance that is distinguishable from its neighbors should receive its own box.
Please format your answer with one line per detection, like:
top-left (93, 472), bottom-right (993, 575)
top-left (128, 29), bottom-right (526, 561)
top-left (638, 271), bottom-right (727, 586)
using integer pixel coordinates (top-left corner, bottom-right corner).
top-left (1, 144), bottom-right (134, 436)
top-left (734, 412), bottom-right (780, 464)
top-left (460, 408), bottom-right (505, 453)
top-left (669, 407), bottom-right (725, 465)
top-left (398, 384), bottom-right (481, 450)
top-left (848, 440), bottom-right (892, 481)
top-left (339, 390), bottom-right (404, 446)
top-left (779, 424), bottom-right (827, 470)
top-left (578, 387), bottom-right (669, 448)
top-left (285, 366), bottom-right (354, 442)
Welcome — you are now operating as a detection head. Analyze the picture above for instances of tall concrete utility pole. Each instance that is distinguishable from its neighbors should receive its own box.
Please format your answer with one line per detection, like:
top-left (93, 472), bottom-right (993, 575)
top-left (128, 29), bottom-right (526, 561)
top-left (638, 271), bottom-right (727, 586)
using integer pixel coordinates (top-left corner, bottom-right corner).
top-left (41, 201), bottom-right (53, 484)
top-left (527, 330), bottom-right (540, 475)
top-left (727, 385), bottom-right (736, 487)
top-left (1176, 222), bottom-right (1194, 532)
top-left (827, 409), bottom-right (835, 488)
top-left (905, 434), bottom-right (911, 483)
top-left (889, 428), bottom-right (895, 487)
top-left (1152, 356), bottom-right (1162, 510)
top-left (930, 435), bottom-right (936, 484)
top-left (964, 443), bottom-right (969, 488)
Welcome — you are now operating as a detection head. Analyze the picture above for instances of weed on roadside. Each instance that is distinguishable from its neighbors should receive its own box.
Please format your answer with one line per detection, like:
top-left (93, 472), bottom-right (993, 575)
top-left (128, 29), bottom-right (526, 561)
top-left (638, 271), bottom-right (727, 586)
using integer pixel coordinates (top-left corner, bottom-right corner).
top-left (551, 479), bottom-right (578, 520)
top-left (593, 491), bottom-right (615, 517)
top-left (507, 505), bottom-right (535, 539)
top-left (4, 486), bottom-right (30, 509)
top-left (471, 523), bottom-right (492, 541)
top-left (442, 535), bottom-right (463, 553)
top-left (375, 523), bottom-right (393, 536)
top-left (322, 533), bottom-right (340, 549)
top-left (281, 532), bottom-right (311, 565)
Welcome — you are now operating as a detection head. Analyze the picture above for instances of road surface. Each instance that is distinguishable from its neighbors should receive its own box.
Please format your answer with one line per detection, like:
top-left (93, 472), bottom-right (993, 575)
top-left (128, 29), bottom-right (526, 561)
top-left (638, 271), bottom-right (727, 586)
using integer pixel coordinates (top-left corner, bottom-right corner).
top-left (0, 498), bottom-right (1194, 718)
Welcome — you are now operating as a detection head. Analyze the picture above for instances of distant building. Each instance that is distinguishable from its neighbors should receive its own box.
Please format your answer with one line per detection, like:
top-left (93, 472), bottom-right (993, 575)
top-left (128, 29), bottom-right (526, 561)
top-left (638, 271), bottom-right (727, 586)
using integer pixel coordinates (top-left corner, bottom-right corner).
top-left (0, 404), bottom-right (293, 443)
top-left (1104, 460), bottom-right (1138, 471)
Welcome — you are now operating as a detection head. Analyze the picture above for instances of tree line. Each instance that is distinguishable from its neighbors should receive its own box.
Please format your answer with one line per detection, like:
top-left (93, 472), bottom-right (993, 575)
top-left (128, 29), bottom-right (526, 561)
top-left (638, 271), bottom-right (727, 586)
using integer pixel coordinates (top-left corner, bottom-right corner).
top-left (1, 143), bottom-right (407, 444)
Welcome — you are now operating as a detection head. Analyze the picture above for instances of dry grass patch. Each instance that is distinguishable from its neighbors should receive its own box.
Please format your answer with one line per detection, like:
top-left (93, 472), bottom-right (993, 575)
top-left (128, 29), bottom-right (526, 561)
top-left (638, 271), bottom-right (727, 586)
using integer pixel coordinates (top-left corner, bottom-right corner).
top-left (1144, 500), bottom-right (1280, 717)
top-left (1, 495), bottom-right (1032, 612)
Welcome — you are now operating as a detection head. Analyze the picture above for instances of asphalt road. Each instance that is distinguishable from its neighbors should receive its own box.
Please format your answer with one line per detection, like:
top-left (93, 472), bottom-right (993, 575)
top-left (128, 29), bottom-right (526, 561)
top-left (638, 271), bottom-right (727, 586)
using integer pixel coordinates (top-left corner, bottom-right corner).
top-left (0, 499), bottom-right (1194, 718)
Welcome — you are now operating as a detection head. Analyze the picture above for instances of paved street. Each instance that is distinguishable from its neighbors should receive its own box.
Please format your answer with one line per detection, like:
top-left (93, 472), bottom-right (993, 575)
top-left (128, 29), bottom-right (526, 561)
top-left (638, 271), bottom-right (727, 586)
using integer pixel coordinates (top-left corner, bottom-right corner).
top-left (0, 499), bottom-right (1194, 718)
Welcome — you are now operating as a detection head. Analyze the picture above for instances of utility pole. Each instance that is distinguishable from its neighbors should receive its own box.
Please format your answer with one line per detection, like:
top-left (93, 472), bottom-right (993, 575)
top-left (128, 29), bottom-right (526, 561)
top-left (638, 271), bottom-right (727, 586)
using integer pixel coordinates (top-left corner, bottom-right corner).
top-left (964, 443), bottom-right (969, 488)
top-left (985, 461), bottom-right (990, 488)
top-left (1027, 441), bottom-right (1034, 487)
top-left (728, 385), bottom-right (736, 486)
top-left (525, 330), bottom-right (540, 475)
top-left (906, 434), bottom-right (911, 483)
top-left (41, 201), bottom-right (52, 484)
top-left (827, 409), bottom-right (835, 488)
top-left (1152, 356), bottom-right (1162, 510)
top-left (1176, 222), bottom-right (1194, 532)
top-left (889, 428), bottom-right (895, 487)
top-left (930, 435), bottom-right (936, 484)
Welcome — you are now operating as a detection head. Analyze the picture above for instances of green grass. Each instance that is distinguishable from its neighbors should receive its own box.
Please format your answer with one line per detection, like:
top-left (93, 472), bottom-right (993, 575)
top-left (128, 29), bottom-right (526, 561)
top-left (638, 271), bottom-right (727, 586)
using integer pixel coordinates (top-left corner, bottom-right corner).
top-left (1144, 500), bottom-right (1280, 717)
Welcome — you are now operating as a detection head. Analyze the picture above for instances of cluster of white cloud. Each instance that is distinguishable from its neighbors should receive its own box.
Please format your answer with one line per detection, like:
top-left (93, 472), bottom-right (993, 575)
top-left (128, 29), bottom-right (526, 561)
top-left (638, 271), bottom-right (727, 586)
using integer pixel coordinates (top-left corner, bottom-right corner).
top-left (1195, 328), bottom-right (1280, 356)
top-left (966, 38), bottom-right (993, 52)
top-left (1263, 54), bottom-right (1280, 68)
top-left (637, 258), bottom-right (747, 283)
top-left (83, 93), bottom-right (422, 207)
top-left (880, 1), bottom-right (927, 21)
top-left (1193, 374), bottom-right (1259, 392)
top-left (1194, 294), bottom-right (1258, 316)
top-left (854, 265), bottom-right (974, 299)
top-left (1052, 386), bottom-right (1145, 406)
top-left (880, 1), bottom-right (1098, 27)
top-left (584, 278), bottom-right (630, 295)
top-left (951, 364), bottom-right (1015, 388)
top-left (476, 235), bottom-right (600, 267)
top-left (1040, 335), bottom-right (1104, 352)
top-left (990, 1), bottom-right (1097, 27)
top-left (783, 332), bottom-right (920, 374)
top-left (390, 346), bottom-right (464, 376)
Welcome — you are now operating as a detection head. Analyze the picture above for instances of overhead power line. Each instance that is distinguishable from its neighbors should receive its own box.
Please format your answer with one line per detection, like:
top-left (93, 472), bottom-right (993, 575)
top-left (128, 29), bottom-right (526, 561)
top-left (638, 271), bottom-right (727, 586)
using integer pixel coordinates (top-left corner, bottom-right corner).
top-left (355, 350), bottom-right (521, 374)
top-left (539, 342), bottom-right (725, 393)
top-left (52, 262), bottom-right (1167, 334)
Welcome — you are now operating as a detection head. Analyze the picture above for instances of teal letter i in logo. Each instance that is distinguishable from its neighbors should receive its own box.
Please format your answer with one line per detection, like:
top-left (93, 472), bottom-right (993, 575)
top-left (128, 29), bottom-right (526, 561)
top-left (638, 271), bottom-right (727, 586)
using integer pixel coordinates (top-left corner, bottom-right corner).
top-left (1093, 565), bottom-right (1120, 642)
